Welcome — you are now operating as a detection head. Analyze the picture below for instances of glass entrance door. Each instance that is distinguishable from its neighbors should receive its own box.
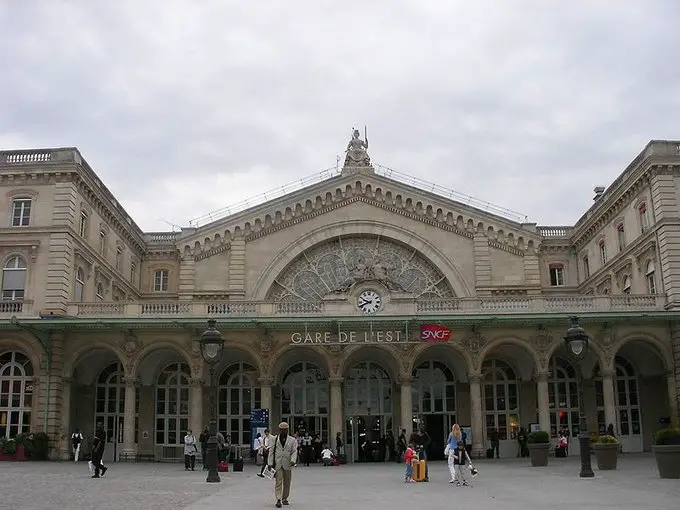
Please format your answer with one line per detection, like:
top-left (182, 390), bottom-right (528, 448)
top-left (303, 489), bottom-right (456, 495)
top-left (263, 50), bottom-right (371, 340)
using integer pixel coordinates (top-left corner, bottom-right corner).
top-left (346, 415), bottom-right (391, 462)
top-left (95, 363), bottom-right (126, 462)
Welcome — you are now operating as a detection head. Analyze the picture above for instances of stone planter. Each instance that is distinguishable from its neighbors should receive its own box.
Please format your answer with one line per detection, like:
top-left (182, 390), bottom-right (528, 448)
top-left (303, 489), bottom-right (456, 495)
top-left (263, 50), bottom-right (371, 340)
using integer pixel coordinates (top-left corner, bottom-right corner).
top-left (652, 444), bottom-right (680, 479)
top-left (527, 443), bottom-right (550, 467)
top-left (592, 443), bottom-right (618, 470)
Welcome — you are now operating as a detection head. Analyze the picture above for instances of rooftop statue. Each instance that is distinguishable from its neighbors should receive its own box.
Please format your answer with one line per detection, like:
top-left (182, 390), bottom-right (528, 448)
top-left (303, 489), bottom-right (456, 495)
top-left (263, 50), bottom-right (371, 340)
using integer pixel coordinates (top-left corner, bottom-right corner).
top-left (344, 127), bottom-right (371, 167)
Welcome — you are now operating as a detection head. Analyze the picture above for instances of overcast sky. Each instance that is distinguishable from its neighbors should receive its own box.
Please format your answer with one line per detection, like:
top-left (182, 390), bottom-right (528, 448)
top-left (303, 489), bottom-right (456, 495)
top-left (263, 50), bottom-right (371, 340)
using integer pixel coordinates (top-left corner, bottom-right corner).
top-left (1, 1), bottom-right (679, 232)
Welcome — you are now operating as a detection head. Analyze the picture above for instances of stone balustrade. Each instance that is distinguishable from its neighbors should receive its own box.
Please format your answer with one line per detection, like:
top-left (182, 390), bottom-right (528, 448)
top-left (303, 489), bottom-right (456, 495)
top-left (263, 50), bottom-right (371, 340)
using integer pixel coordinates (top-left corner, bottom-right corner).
top-left (43, 294), bottom-right (668, 319)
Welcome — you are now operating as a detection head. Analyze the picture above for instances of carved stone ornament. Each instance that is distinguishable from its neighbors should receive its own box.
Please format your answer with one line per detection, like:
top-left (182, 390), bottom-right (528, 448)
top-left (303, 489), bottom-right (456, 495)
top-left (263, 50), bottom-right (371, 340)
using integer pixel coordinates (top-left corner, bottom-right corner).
top-left (122, 331), bottom-right (140, 355)
top-left (596, 276), bottom-right (612, 296)
top-left (465, 329), bottom-right (487, 356)
top-left (190, 339), bottom-right (201, 356)
top-left (597, 325), bottom-right (615, 348)
top-left (344, 127), bottom-right (371, 167)
top-left (531, 328), bottom-right (554, 371)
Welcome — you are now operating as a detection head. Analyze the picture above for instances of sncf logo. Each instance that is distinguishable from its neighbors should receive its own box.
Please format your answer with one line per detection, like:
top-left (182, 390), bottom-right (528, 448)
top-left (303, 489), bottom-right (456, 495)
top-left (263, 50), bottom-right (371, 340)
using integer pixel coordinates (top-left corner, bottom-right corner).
top-left (420, 324), bottom-right (452, 342)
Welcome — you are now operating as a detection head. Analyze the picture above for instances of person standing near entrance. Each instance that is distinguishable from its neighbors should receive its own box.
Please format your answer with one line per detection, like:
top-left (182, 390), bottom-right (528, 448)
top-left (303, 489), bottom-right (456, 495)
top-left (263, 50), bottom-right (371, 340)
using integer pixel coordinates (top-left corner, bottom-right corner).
top-left (71, 428), bottom-right (84, 462)
top-left (490, 428), bottom-right (500, 459)
top-left (199, 426), bottom-right (210, 470)
top-left (268, 422), bottom-right (298, 508)
top-left (90, 423), bottom-right (108, 479)
top-left (301, 431), bottom-right (313, 466)
top-left (258, 429), bottom-right (275, 477)
top-left (184, 429), bottom-right (197, 471)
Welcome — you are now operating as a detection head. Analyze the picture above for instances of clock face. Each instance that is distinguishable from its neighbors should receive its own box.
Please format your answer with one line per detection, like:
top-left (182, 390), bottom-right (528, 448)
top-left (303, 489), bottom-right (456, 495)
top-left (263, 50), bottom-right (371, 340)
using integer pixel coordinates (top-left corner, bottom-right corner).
top-left (357, 290), bottom-right (382, 314)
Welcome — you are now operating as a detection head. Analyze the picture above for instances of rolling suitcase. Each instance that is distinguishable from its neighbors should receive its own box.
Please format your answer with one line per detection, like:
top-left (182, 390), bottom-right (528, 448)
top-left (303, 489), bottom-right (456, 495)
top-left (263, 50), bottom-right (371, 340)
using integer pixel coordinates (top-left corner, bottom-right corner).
top-left (412, 459), bottom-right (427, 482)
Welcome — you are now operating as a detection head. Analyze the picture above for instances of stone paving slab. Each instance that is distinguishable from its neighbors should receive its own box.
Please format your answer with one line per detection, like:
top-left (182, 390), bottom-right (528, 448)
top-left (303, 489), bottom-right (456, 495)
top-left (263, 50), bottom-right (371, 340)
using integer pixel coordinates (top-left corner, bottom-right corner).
top-left (0, 455), bottom-right (678, 510)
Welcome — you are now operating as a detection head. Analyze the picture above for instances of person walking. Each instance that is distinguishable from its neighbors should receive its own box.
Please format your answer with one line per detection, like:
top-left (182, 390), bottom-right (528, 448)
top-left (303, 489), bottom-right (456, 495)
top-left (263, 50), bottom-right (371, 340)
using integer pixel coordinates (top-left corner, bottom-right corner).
top-left (267, 422), bottom-right (298, 508)
top-left (184, 429), bottom-right (197, 471)
top-left (71, 428), bottom-right (84, 462)
top-left (258, 429), bottom-right (274, 478)
top-left (453, 440), bottom-right (472, 487)
top-left (446, 424), bottom-right (462, 483)
top-left (199, 427), bottom-right (210, 470)
top-left (90, 423), bottom-right (108, 479)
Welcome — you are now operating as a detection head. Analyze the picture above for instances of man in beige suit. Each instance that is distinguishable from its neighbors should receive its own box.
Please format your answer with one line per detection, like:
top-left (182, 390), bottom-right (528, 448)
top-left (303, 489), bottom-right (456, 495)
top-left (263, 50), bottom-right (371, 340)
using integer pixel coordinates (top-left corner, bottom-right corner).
top-left (267, 422), bottom-right (298, 508)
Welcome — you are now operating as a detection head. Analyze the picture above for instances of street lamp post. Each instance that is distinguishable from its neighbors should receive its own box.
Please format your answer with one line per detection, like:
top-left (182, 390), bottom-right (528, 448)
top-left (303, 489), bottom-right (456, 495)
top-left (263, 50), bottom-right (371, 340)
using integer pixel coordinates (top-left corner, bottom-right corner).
top-left (200, 319), bottom-right (224, 483)
top-left (563, 316), bottom-right (595, 478)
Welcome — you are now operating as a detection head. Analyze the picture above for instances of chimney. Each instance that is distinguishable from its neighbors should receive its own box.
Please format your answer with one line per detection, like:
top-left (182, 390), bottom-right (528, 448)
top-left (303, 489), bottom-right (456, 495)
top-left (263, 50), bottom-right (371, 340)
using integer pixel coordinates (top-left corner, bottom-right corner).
top-left (593, 186), bottom-right (605, 201)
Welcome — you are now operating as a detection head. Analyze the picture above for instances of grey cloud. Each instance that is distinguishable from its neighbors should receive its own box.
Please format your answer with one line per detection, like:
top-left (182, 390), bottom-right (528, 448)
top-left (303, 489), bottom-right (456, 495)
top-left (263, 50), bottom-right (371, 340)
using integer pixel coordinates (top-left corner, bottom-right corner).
top-left (1, 0), bottom-right (679, 231)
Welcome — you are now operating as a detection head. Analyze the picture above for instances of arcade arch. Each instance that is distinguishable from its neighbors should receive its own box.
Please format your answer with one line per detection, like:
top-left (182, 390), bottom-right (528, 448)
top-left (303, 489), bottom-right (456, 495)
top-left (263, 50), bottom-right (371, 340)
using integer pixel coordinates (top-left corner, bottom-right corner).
top-left (279, 361), bottom-right (329, 443)
top-left (218, 361), bottom-right (261, 447)
top-left (481, 358), bottom-right (520, 458)
top-left (0, 350), bottom-right (34, 439)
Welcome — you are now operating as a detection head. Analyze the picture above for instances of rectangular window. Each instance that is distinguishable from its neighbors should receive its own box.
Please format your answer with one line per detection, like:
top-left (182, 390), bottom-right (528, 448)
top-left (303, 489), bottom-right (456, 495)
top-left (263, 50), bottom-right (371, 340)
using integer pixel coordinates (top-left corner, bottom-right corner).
top-left (549, 264), bottom-right (564, 286)
top-left (582, 255), bottom-right (590, 279)
top-left (11, 199), bottom-right (31, 227)
top-left (79, 211), bottom-right (88, 237)
top-left (154, 269), bottom-right (169, 292)
top-left (599, 242), bottom-right (607, 265)
top-left (99, 230), bottom-right (108, 256)
top-left (115, 247), bottom-right (123, 271)
top-left (616, 223), bottom-right (625, 251)
top-left (130, 262), bottom-right (137, 283)
top-left (639, 204), bottom-right (649, 232)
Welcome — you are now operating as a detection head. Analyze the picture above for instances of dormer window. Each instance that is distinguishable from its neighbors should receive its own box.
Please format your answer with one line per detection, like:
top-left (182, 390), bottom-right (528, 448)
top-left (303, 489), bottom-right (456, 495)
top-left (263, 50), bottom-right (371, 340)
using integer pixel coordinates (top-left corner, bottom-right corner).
top-left (549, 264), bottom-right (565, 286)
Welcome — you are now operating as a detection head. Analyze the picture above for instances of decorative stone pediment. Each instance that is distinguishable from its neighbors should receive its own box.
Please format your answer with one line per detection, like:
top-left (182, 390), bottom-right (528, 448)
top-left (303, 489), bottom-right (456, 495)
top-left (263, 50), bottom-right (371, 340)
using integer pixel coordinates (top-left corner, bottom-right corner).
top-left (613, 260), bottom-right (633, 289)
top-left (596, 275), bottom-right (612, 295)
top-left (178, 163), bottom-right (540, 260)
top-left (634, 239), bottom-right (657, 271)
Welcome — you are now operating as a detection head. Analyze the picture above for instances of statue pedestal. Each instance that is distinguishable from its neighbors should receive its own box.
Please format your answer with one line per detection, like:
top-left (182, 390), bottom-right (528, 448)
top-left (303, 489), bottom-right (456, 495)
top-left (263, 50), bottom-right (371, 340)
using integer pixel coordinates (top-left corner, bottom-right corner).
top-left (341, 165), bottom-right (375, 177)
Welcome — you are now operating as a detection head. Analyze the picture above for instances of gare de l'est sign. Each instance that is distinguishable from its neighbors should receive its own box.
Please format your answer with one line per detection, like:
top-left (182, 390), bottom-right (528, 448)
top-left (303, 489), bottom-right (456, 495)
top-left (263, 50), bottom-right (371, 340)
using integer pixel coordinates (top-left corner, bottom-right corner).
top-left (289, 324), bottom-right (452, 345)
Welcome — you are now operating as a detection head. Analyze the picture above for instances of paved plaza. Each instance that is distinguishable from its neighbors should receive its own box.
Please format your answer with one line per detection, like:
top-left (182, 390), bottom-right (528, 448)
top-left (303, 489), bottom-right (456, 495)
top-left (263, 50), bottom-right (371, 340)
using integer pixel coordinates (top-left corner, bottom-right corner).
top-left (0, 455), bottom-right (678, 510)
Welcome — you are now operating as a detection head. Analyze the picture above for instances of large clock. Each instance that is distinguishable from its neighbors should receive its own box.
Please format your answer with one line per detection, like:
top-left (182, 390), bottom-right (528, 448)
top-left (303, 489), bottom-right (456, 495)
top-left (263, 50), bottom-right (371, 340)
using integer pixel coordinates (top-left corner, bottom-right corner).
top-left (357, 290), bottom-right (382, 314)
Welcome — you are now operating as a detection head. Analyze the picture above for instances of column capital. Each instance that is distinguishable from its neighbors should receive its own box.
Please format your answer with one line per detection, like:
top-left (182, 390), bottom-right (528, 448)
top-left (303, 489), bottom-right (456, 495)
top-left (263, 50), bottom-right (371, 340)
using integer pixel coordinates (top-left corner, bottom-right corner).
top-left (190, 377), bottom-right (204, 387)
top-left (123, 376), bottom-right (139, 387)
top-left (258, 376), bottom-right (275, 387)
top-left (467, 372), bottom-right (482, 384)
top-left (397, 375), bottom-right (413, 385)
top-left (601, 369), bottom-right (615, 379)
top-left (534, 371), bottom-right (549, 383)
top-left (329, 376), bottom-right (344, 385)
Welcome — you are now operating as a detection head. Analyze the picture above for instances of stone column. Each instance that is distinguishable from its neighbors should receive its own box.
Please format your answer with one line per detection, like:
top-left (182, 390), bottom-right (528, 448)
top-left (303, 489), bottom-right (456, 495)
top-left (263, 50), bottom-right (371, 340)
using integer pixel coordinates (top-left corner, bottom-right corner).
top-left (601, 369), bottom-right (617, 433)
top-left (399, 375), bottom-right (413, 438)
top-left (190, 377), bottom-right (204, 436)
top-left (329, 377), bottom-right (343, 449)
top-left (122, 376), bottom-right (138, 459)
top-left (666, 371), bottom-right (679, 428)
top-left (258, 377), bottom-right (274, 425)
top-left (59, 377), bottom-right (72, 460)
top-left (535, 371), bottom-right (551, 434)
top-left (468, 373), bottom-right (485, 458)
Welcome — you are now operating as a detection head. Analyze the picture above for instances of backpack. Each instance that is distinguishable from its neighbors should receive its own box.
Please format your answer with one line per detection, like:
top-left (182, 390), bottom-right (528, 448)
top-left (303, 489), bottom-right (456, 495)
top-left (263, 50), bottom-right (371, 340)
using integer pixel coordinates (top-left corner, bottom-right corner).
top-left (72, 433), bottom-right (82, 448)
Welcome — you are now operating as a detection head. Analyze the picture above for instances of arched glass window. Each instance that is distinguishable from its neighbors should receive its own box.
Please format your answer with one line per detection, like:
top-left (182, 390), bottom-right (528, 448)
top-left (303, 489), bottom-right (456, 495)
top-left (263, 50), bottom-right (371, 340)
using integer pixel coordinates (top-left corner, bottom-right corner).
top-left (548, 357), bottom-right (580, 439)
top-left (155, 363), bottom-right (190, 446)
top-left (412, 360), bottom-right (456, 416)
top-left (95, 362), bottom-right (140, 453)
top-left (74, 267), bottom-right (85, 302)
top-left (218, 362), bottom-right (261, 446)
top-left (2, 256), bottom-right (27, 301)
top-left (594, 357), bottom-right (641, 437)
top-left (280, 362), bottom-right (328, 440)
top-left (598, 241), bottom-right (607, 265)
top-left (345, 362), bottom-right (392, 416)
top-left (646, 261), bottom-right (656, 294)
top-left (0, 351), bottom-right (33, 439)
top-left (482, 359), bottom-right (519, 440)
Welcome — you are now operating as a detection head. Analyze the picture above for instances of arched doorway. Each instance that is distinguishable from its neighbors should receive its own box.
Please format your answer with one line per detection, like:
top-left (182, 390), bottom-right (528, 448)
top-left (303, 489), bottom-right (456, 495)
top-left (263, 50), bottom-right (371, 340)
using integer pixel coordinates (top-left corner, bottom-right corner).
top-left (0, 350), bottom-right (33, 439)
top-left (344, 361), bottom-right (393, 463)
top-left (155, 362), bottom-right (190, 458)
top-left (94, 362), bottom-right (139, 462)
top-left (412, 360), bottom-right (457, 460)
top-left (594, 356), bottom-right (642, 452)
top-left (548, 357), bottom-right (580, 447)
top-left (218, 362), bottom-right (261, 448)
top-left (482, 359), bottom-right (520, 458)
top-left (280, 361), bottom-right (329, 443)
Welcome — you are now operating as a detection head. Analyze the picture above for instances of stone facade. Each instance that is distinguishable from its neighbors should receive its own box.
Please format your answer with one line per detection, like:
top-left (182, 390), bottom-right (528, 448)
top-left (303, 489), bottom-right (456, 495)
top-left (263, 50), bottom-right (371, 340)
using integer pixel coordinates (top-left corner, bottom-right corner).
top-left (0, 139), bottom-right (678, 462)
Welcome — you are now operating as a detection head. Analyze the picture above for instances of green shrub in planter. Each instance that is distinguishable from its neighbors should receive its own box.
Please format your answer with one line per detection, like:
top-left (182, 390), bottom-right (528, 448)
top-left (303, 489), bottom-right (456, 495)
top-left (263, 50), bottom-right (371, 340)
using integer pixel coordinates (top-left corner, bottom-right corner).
top-left (593, 434), bottom-right (618, 444)
top-left (2, 440), bottom-right (17, 455)
top-left (23, 432), bottom-right (50, 460)
top-left (592, 435), bottom-right (619, 470)
top-left (528, 430), bottom-right (550, 444)
top-left (527, 430), bottom-right (550, 467)
top-left (652, 428), bottom-right (680, 479)
top-left (653, 428), bottom-right (680, 445)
